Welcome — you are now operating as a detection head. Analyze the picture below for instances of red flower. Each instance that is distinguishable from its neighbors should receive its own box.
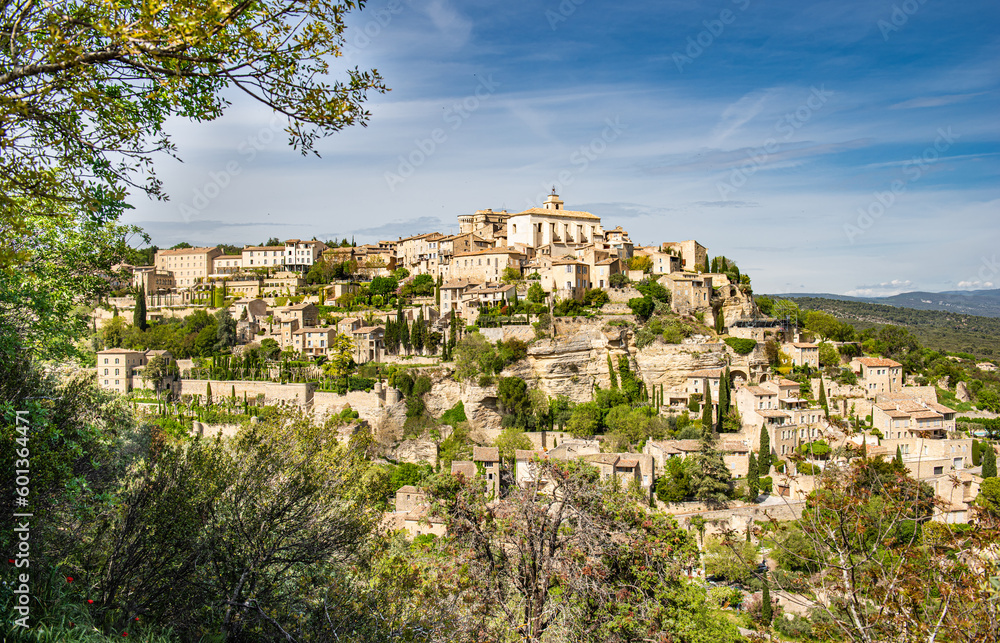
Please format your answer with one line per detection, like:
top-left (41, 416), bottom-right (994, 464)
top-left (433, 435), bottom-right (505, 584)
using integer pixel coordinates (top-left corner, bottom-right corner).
top-left (134, 617), bottom-right (139, 621)
top-left (122, 633), bottom-right (128, 637)
top-left (66, 576), bottom-right (73, 582)
top-left (87, 599), bottom-right (94, 604)
top-left (7, 559), bottom-right (13, 564)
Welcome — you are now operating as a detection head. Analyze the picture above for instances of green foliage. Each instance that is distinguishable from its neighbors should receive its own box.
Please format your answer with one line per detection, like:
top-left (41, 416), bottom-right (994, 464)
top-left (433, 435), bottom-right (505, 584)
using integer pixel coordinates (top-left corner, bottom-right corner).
top-left (724, 337), bottom-right (757, 355)
top-left (628, 296), bottom-right (655, 321)
top-left (704, 536), bottom-right (759, 586)
top-left (526, 282), bottom-right (547, 304)
top-left (583, 288), bottom-right (610, 307)
top-left (494, 428), bottom-right (532, 463)
top-left (635, 278), bottom-right (671, 303)
top-left (977, 476), bottom-right (1000, 516)
top-left (439, 401), bottom-right (467, 426)
top-left (1, 0), bottom-right (385, 237)
top-left (983, 443), bottom-right (997, 478)
top-left (628, 255), bottom-right (653, 272)
top-left (759, 426), bottom-right (771, 472)
top-left (609, 272), bottom-right (630, 288)
top-left (656, 457), bottom-right (691, 503)
top-left (567, 401), bottom-right (601, 437)
top-left (748, 452), bottom-right (760, 501)
top-left (497, 376), bottom-right (532, 427)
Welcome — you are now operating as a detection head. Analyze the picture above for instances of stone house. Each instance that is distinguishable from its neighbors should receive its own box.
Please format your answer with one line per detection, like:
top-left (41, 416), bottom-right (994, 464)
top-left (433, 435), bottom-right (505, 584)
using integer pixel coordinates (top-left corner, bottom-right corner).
top-left (241, 245), bottom-right (286, 270)
top-left (351, 326), bottom-right (384, 364)
top-left (154, 246), bottom-right (222, 288)
top-left (473, 446), bottom-right (502, 498)
top-left (292, 327), bottom-right (336, 357)
top-left (850, 357), bottom-right (903, 398)
top-left (283, 239), bottom-right (328, 272)
top-left (783, 342), bottom-right (819, 368)
top-left (449, 247), bottom-right (526, 283)
top-left (506, 192), bottom-right (604, 249)
top-left (97, 348), bottom-right (173, 394)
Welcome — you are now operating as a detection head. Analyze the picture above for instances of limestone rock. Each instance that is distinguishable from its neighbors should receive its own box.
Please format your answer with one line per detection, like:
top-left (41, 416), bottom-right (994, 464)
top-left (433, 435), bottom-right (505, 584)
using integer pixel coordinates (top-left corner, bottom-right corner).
top-left (522, 327), bottom-right (617, 403)
top-left (937, 376), bottom-right (950, 390)
top-left (390, 438), bottom-right (437, 466)
top-left (633, 342), bottom-right (728, 390)
top-left (956, 381), bottom-right (971, 402)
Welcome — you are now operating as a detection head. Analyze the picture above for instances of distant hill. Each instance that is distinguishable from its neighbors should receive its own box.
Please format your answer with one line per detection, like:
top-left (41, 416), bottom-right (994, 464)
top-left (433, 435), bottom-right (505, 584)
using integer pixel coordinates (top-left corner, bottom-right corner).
top-left (771, 289), bottom-right (1000, 318)
top-left (778, 296), bottom-right (1000, 360)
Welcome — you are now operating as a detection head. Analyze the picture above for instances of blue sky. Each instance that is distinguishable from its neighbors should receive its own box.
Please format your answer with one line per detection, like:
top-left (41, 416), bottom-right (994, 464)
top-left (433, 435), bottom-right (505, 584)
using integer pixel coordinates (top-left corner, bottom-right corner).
top-left (123, 0), bottom-right (1000, 296)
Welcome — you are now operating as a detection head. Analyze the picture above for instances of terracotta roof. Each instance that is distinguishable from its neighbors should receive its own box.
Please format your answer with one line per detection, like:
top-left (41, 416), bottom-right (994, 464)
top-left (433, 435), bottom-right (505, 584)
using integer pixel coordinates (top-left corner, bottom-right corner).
top-left (776, 378), bottom-right (799, 387)
top-left (788, 343), bottom-right (818, 349)
top-left (617, 458), bottom-right (639, 467)
top-left (451, 461), bottom-right (477, 478)
top-left (157, 246), bottom-right (218, 256)
top-left (720, 441), bottom-right (750, 453)
top-left (688, 369), bottom-right (723, 378)
top-left (583, 454), bottom-right (621, 465)
top-left (757, 409), bottom-right (790, 418)
top-left (473, 446), bottom-right (500, 462)
top-left (441, 279), bottom-right (480, 290)
top-left (287, 302), bottom-right (315, 310)
top-left (515, 449), bottom-right (547, 461)
top-left (242, 245), bottom-right (285, 251)
top-left (454, 247), bottom-right (526, 258)
top-left (396, 485), bottom-right (420, 494)
top-left (855, 357), bottom-right (902, 368)
top-left (352, 326), bottom-right (384, 334)
top-left (746, 386), bottom-right (775, 396)
top-left (512, 207), bottom-right (600, 220)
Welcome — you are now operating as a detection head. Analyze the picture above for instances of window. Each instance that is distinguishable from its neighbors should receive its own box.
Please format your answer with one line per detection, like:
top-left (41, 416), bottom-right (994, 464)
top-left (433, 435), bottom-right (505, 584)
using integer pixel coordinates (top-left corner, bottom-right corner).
top-left (933, 466), bottom-right (943, 475)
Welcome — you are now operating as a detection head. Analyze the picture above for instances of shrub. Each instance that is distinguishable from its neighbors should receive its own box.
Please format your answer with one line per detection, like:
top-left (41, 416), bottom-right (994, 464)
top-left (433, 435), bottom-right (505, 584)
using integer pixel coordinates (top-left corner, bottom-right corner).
top-left (412, 375), bottom-right (432, 396)
top-left (707, 585), bottom-right (743, 609)
top-left (724, 337), bottom-right (757, 355)
top-left (628, 296), bottom-right (654, 321)
top-left (440, 401), bottom-right (467, 426)
top-left (774, 614), bottom-right (814, 640)
top-left (760, 476), bottom-right (773, 493)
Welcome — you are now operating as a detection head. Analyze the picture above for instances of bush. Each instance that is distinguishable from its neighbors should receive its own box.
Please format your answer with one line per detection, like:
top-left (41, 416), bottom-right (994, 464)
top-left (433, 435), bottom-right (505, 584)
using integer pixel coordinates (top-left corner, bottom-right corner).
top-left (724, 337), bottom-right (757, 355)
top-left (760, 476), bottom-right (773, 493)
top-left (774, 614), bottom-right (815, 640)
top-left (707, 585), bottom-right (743, 609)
top-left (628, 296), bottom-right (654, 321)
top-left (796, 462), bottom-right (821, 475)
top-left (440, 401), bottom-right (467, 426)
top-left (412, 375), bottom-right (432, 396)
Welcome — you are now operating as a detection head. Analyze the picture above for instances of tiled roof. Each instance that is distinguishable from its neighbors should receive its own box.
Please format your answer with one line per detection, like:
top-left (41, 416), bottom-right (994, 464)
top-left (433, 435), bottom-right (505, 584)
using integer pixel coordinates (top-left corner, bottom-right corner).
top-left (855, 357), bottom-right (902, 368)
top-left (157, 246), bottom-right (218, 256)
top-left (688, 369), bottom-right (723, 378)
top-left (757, 409), bottom-right (791, 418)
top-left (451, 461), bottom-right (477, 478)
top-left (512, 207), bottom-right (600, 220)
top-left (473, 446), bottom-right (500, 462)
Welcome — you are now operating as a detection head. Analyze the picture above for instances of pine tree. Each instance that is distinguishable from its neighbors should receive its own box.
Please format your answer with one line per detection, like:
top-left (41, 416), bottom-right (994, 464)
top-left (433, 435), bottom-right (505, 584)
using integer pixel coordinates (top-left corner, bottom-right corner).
top-left (608, 354), bottom-right (619, 389)
top-left (748, 452), bottom-right (760, 501)
top-left (133, 285), bottom-right (148, 331)
top-left (701, 382), bottom-right (713, 430)
top-left (761, 581), bottom-right (773, 625)
top-left (758, 425), bottom-right (771, 472)
top-left (983, 444), bottom-right (997, 479)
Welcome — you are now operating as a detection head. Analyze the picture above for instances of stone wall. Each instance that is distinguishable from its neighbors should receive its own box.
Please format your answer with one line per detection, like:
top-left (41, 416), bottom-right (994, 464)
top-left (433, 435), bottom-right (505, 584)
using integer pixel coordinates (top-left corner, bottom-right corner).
top-left (177, 379), bottom-right (313, 405)
top-left (313, 389), bottom-right (386, 423)
top-left (480, 325), bottom-right (536, 344)
top-left (666, 500), bottom-right (806, 537)
top-left (607, 286), bottom-right (642, 303)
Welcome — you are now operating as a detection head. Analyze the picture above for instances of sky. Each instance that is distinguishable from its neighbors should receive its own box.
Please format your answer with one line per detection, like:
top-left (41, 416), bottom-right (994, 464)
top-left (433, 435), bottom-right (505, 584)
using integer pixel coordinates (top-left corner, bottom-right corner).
top-left (123, 0), bottom-right (1000, 297)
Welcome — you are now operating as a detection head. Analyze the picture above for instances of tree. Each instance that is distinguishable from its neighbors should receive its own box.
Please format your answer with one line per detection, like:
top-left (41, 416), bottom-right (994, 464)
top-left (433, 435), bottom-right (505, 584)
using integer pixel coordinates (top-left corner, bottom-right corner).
top-left (628, 255), bottom-right (653, 273)
top-left (141, 353), bottom-right (170, 396)
top-left (607, 354), bottom-right (619, 389)
top-left (717, 368), bottom-right (731, 433)
top-left (748, 452), bottom-right (760, 501)
top-left (133, 285), bottom-right (147, 331)
top-left (609, 272), bottom-right (629, 288)
top-left (772, 299), bottom-right (800, 325)
top-left (701, 383), bottom-right (713, 429)
top-left (427, 459), bottom-right (736, 643)
top-left (322, 332), bottom-right (354, 389)
top-left (214, 308), bottom-right (237, 351)
top-left (567, 401), bottom-right (601, 438)
top-left (497, 376), bottom-right (531, 425)
top-left (983, 443), bottom-right (997, 479)
top-left (759, 426), bottom-right (771, 472)
top-left (453, 333), bottom-right (494, 381)
top-left (761, 581), bottom-right (773, 626)
top-left (704, 536), bottom-right (758, 586)
top-left (526, 282), bottom-right (546, 304)
top-left (0, 0), bottom-right (386, 230)
top-left (501, 266), bottom-right (521, 283)
top-left (819, 341), bottom-right (841, 367)
top-left (628, 295), bottom-right (654, 321)
top-left (369, 276), bottom-right (399, 298)
top-left (656, 457), bottom-right (691, 503)
top-left (819, 377), bottom-right (829, 417)
top-left (688, 431), bottom-right (732, 506)
top-left (494, 428), bottom-right (532, 465)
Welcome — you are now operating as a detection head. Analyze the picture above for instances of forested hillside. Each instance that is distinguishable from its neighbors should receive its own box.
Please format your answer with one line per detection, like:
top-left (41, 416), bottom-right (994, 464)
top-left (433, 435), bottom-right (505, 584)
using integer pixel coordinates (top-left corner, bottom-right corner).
top-left (790, 297), bottom-right (1000, 360)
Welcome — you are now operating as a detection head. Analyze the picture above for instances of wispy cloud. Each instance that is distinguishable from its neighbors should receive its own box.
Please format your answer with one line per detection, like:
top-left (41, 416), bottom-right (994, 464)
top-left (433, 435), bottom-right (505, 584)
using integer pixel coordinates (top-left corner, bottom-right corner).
top-left (889, 92), bottom-right (987, 110)
top-left (844, 279), bottom-right (914, 297)
top-left (348, 216), bottom-right (447, 241)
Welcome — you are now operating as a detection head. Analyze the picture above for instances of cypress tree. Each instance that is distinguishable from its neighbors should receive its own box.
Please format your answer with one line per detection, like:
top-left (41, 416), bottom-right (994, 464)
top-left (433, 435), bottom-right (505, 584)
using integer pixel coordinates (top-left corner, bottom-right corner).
top-left (758, 426), bottom-right (771, 472)
top-left (972, 440), bottom-right (981, 466)
top-left (761, 582), bottom-right (772, 625)
top-left (608, 354), bottom-right (619, 389)
top-left (819, 378), bottom-right (828, 417)
top-left (717, 369), bottom-right (731, 433)
top-left (711, 256), bottom-right (719, 273)
top-left (133, 285), bottom-right (147, 330)
top-left (983, 444), bottom-right (997, 479)
top-left (748, 452), bottom-right (760, 501)
top-left (701, 383), bottom-right (713, 430)
top-left (702, 256), bottom-right (710, 273)
top-left (205, 381), bottom-right (212, 404)
top-left (894, 445), bottom-right (905, 470)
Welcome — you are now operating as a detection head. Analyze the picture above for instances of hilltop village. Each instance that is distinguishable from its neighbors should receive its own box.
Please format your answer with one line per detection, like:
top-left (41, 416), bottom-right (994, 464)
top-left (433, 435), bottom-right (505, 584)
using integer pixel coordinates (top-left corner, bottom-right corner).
top-left (95, 191), bottom-right (994, 541)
